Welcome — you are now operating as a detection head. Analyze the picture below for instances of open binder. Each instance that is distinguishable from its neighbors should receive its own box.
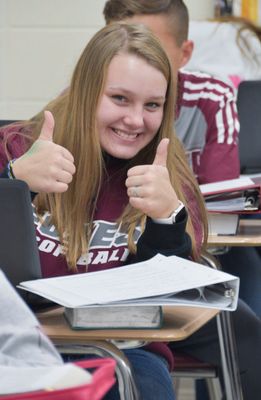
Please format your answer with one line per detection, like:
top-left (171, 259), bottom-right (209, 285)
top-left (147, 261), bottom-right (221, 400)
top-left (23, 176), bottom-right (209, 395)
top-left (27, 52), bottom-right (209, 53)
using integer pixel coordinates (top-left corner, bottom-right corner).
top-left (18, 254), bottom-right (239, 312)
top-left (200, 176), bottom-right (261, 214)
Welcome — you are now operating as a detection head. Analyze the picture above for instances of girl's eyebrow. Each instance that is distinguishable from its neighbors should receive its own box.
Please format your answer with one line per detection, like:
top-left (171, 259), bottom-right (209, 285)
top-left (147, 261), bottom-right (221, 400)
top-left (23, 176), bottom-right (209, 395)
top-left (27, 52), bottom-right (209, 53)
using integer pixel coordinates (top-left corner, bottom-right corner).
top-left (146, 96), bottom-right (166, 101)
top-left (107, 85), bottom-right (130, 91)
top-left (107, 86), bottom-right (166, 100)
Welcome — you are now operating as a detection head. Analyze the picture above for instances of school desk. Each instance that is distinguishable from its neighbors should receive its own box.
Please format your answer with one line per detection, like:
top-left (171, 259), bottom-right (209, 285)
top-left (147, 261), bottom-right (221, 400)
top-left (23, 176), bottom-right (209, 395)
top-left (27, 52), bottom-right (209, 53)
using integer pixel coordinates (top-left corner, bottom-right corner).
top-left (37, 301), bottom-right (242, 400)
top-left (208, 219), bottom-right (261, 247)
top-left (38, 305), bottom-right (218, 343)
top-left (38, 306), bottom-right (218, 400)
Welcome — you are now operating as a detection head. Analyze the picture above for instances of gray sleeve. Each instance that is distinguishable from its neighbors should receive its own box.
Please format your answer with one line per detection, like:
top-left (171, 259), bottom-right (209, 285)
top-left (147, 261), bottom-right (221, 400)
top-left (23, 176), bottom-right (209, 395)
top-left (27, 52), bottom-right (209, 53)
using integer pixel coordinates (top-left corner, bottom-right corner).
top-left (0, 270), bottom-right (63, 367)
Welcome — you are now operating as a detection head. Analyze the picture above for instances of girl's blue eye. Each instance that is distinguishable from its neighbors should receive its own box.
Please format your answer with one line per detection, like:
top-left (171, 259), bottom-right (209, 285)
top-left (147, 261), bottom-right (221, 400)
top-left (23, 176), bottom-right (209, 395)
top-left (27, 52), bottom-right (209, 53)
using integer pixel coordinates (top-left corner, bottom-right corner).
top-left (146, 102), bottom-right (160, 109)
top-left (112, 95), bottom-right (126, 102)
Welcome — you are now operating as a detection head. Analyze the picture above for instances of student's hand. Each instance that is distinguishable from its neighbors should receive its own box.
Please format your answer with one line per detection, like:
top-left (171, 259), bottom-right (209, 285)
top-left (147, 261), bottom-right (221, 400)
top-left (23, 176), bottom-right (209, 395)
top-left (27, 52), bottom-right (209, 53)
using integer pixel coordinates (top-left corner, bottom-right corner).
top-left (126, 138), bottom-right (180, 219)
top-left (12, 110), bottom-right (76, 193)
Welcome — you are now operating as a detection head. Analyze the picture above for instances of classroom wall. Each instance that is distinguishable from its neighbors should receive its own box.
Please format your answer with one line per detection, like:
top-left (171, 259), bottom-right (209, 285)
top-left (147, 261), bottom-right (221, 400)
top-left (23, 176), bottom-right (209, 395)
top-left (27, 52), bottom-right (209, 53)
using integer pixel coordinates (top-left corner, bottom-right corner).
top-left (185, 0), bottom-right (215, 19)
top-left (0, 0), bottom-right (215, 120)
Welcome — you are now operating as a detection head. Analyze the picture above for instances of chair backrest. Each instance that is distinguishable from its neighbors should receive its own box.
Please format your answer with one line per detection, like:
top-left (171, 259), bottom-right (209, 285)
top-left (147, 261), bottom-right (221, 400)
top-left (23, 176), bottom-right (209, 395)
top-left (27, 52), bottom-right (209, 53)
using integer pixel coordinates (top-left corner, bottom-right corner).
top-left (237, 80), bottom-right (261, 174)
top-left (0, 120), bottom-right (18, 127)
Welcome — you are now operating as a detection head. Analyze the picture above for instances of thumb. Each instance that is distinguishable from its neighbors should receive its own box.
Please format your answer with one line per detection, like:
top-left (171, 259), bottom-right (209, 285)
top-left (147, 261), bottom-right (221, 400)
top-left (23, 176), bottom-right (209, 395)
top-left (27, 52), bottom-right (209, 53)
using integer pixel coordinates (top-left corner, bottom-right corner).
top-left (38, 110), bottom-right (55, 141)
top-left (153, 138), bottom-right (169, 167)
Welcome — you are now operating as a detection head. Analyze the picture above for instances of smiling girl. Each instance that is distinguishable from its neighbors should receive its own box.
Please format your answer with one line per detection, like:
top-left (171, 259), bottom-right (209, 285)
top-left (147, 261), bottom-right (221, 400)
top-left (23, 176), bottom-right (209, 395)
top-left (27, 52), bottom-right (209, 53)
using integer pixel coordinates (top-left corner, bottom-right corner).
top-left (0, 22), bottom-right (207, 399)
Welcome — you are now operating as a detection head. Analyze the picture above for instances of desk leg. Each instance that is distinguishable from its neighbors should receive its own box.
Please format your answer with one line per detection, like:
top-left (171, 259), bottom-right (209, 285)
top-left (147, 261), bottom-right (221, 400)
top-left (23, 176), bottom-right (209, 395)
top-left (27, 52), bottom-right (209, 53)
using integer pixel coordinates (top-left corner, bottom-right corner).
top-left (216, 312), bottom-right (243, 400)
top-left (201, 251), bottom-right (243, 400)
top-left (57, 341), bottom-right (140, 400)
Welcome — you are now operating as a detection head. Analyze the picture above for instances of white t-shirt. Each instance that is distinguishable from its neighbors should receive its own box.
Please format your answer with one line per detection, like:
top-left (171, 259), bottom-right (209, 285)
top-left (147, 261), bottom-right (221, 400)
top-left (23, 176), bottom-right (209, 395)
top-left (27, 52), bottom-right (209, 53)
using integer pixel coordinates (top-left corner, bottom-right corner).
top-left (187, 20), bottom-right (261, 88)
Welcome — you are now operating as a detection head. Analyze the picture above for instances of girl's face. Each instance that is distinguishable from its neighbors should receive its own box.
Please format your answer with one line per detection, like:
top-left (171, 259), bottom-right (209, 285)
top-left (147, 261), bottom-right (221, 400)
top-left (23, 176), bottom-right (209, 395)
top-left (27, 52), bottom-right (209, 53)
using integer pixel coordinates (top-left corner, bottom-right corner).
top-left (97, 53), bottom-right (167, 159)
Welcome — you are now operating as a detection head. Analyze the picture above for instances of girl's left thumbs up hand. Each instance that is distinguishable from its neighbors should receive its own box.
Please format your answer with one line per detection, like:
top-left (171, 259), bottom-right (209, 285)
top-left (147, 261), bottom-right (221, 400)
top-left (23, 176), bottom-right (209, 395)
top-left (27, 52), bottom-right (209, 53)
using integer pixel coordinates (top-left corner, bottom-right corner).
top-left (126, 138), bottom-right (180, 219)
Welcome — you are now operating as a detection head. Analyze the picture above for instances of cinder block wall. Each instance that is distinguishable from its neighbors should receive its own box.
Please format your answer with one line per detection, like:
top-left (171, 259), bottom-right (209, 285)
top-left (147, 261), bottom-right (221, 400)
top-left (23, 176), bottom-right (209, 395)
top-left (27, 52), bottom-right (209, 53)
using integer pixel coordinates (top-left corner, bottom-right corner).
top-left (0, 0), bottom-right (214, 119)
top-left (0, 0), bottom-right (105, 119)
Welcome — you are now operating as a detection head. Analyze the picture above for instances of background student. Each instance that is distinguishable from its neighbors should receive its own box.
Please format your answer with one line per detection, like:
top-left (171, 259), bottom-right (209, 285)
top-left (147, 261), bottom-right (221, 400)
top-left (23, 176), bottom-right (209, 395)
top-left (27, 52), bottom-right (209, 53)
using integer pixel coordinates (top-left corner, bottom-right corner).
top-left (102, 1), bottom-right (261, 399)
top-left (0, 22), bottom-right (208, 400)
top-left (0, 270), bottom-right (116, 397)
top-left (188, 13), bottom-right (261, 318)
top-left (0, 269), bottom-right (63, 394)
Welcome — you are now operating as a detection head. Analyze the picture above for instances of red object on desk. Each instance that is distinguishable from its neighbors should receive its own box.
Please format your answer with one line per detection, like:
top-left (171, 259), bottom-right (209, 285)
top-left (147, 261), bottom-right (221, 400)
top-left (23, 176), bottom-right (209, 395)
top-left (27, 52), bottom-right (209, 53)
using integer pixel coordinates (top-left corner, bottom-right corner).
top-left (200, 176), bottom-right (261, 214)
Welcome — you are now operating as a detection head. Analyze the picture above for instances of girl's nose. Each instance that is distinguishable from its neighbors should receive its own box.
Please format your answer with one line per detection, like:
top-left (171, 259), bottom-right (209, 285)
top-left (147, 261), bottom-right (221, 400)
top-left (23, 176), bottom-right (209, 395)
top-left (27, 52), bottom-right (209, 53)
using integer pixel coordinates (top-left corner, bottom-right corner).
top-left (123, 106), bottom-right (144, 129)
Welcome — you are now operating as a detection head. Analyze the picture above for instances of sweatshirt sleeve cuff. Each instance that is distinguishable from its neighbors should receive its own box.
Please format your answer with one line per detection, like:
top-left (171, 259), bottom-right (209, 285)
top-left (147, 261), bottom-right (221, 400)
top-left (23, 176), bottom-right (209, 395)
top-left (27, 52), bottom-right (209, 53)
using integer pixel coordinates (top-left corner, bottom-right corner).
top-left (136, 212), bottom-right (192, 260)
top-left (0, 166), bottom-right (38, 201)
top-left (0, 165), bottom-right (9, 178)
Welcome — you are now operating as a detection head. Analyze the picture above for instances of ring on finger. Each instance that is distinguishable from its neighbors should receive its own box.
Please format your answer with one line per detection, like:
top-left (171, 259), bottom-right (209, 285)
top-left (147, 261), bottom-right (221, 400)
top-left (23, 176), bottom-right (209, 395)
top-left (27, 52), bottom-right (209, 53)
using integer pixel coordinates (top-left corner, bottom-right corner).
top-left (132, 186), bottom-right (139, 198)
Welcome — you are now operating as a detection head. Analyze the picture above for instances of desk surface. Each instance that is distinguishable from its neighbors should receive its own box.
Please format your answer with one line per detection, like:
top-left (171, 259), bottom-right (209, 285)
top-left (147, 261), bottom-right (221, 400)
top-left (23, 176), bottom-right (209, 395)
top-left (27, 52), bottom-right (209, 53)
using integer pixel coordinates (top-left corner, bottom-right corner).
top-left (38, 306), bottom-right (218, 343)
top-left (208, 219), bottom-right (261, 247)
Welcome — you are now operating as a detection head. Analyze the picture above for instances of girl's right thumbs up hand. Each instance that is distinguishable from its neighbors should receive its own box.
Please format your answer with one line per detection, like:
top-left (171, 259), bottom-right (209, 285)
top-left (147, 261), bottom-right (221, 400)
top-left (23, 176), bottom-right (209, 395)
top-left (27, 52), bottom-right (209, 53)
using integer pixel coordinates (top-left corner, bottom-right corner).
top-left (12, 111), bottom-right (76, 193)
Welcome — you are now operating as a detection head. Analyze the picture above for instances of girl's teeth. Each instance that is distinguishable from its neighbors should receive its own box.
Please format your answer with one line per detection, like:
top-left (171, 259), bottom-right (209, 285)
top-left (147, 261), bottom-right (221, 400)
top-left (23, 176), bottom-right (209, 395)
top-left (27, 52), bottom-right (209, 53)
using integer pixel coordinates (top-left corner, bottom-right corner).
top-left (114, 129), bottom-right (138, 139)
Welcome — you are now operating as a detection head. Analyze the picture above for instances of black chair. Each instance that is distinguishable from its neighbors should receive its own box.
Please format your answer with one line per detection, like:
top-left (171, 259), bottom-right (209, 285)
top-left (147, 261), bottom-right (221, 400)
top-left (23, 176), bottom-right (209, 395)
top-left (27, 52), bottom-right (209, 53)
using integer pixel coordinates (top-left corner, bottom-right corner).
top-left (237, 80), bottom-right (261, 174)
top-left (0, 120), bottom-right (18, 127)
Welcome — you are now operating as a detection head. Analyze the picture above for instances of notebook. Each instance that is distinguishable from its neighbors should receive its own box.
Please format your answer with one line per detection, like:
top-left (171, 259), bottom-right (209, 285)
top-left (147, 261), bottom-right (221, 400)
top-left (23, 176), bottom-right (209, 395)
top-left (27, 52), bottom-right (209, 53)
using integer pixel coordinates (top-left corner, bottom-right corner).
top-left (0, 179), bottom-right (47, 308)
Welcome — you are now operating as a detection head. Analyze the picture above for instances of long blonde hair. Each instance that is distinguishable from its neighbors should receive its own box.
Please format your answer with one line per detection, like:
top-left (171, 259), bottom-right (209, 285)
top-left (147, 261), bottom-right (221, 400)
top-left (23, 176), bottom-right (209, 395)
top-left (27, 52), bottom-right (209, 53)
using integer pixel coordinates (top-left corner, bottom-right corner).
top-left (23, 22), bottom-right (207, 268)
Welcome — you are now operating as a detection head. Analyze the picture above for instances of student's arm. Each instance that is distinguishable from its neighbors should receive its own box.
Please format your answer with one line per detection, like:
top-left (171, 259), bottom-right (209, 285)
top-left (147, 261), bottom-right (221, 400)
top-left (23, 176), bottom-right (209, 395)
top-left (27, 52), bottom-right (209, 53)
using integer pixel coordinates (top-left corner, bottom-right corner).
top-left (196, 87), bottom-right (240, 184)
top-left (0, 270), bottom-right (62, 367)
